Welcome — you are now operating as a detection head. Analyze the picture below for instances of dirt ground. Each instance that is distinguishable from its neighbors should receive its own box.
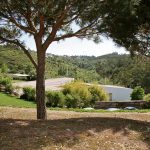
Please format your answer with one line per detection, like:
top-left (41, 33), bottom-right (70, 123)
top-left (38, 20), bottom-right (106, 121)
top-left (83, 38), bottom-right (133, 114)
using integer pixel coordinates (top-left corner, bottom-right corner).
top-left (0, 107), bottom-right (150, 150)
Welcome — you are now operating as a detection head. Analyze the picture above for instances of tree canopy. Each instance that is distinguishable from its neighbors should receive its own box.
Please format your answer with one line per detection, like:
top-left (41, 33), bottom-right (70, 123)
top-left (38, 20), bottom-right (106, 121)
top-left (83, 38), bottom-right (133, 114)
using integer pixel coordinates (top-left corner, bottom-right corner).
top-left (0, 0), bottom-right (101, 53)
top-left (97, 0), bottom-right (150, 56)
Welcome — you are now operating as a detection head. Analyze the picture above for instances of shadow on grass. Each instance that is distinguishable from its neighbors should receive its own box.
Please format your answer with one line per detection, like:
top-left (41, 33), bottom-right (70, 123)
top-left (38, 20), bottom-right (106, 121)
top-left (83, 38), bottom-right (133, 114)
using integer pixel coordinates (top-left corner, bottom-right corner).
top-left (0, 117), bottom-right (150, 149)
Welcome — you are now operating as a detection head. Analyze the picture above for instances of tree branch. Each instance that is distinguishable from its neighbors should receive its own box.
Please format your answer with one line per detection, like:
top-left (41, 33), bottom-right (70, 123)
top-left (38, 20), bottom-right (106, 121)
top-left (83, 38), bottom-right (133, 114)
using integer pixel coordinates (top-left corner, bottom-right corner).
top-left (54, 21), bottom-right (98, 41)
top-left (25, 2), bottom-right (37, 33)
top-left (9, 16), bottom-right (35, 35)
top-left (42, 7), bottom-right (69, 50)
top-left (1, 4), bottom-right (36, 35)
top-left (63, 12), bottom-right (80, 25)
top-left (38, 15), bottom-right (45, 37)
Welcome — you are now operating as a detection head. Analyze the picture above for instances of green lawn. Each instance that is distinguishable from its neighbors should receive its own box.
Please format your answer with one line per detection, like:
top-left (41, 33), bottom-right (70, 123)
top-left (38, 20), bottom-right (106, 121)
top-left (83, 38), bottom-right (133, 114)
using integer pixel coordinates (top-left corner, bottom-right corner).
top-left (0, 92), bottom-right (36, 108)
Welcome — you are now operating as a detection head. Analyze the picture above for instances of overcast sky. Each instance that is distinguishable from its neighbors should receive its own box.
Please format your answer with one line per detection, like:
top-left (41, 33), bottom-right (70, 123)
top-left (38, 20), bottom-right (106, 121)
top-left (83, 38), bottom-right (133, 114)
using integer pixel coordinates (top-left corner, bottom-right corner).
top-left (23, 35), bottom-right (128, 56)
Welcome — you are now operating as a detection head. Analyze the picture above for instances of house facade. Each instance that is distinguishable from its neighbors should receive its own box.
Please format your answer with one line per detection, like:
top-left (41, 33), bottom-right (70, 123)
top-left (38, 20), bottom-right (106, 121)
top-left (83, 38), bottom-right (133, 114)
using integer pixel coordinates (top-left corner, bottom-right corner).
top-left (100, 85), bottom-right (133, 101)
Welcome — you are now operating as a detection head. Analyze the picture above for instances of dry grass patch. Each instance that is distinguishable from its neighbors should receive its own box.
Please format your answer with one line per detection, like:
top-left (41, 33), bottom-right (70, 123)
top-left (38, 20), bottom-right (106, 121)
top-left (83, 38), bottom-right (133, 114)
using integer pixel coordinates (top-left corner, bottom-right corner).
top-left (0, 107), bottom-right (150, 150)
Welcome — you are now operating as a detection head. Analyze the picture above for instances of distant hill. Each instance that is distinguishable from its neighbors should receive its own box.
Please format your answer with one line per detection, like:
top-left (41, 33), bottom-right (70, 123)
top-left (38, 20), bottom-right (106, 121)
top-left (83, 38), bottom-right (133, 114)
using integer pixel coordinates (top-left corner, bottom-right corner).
top-left (0, 45), bottom-right (150, 93)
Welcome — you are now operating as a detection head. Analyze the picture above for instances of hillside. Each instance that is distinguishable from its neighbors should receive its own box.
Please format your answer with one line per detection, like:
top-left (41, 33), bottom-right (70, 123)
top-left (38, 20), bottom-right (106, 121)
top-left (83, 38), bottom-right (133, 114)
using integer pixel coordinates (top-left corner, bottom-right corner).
top-left (0, 45), bottom-right (150, 92)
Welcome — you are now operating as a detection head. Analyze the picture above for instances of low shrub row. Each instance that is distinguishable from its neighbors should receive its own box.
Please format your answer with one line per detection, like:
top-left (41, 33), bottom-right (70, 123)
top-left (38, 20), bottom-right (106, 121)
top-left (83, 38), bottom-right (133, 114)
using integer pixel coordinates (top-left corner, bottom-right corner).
top-left (20, 82), bottom-right (109, 108)
top-left (62, 82), bottom-right (109, 108)
top-left (2, 77), bottom-right (149, 109)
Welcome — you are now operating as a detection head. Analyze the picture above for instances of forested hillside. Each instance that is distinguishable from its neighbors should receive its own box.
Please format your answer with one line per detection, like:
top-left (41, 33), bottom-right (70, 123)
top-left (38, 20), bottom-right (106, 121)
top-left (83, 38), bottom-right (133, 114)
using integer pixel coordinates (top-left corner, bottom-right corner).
top-left (0, 45), bottom-right (150, 93)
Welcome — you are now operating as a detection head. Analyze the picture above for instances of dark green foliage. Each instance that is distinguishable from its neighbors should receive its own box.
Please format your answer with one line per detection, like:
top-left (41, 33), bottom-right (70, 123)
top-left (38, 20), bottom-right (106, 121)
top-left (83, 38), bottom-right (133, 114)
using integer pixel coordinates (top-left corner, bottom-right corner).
top-left (46, 91), bottom-right (65, 107)
top-left (21, 87), bottom-right (36, 101)
top-left (95, 54), bottom-right (150, 93)
top-left (131, 86), bottom-right (145, 100)
top-left (45, 91), bottom-right (53, 107)
top-left (96, 0), bottom-right (150, 57)
top-left (65, 94), bottom-right (79, 108)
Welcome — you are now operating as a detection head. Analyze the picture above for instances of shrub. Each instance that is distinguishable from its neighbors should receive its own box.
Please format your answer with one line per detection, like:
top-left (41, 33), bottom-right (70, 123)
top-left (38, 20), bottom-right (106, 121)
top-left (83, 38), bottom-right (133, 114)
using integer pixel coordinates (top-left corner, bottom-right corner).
top-left (144, 94), bottom-right (150, 102)
top-left (0, 64), bottom-right (8, 73)
top-left (88, 85), bottom-right (109, 106)
top-left (53, 91), bottom-right (65, 107)
top-left (46, 91), bottom-right (65, 107)
top-left (63, 81), bottom-right (91, 108)
top-left (65, 94), bottom-right (78, 108)
top-left (131, 86), bottom-right (145, 100)
top-left (0, 76), bottom-right (12, 86)
top-left (0, 75), bottom-right (12, 93)
top-left (46, 91), bottom-right (54, 107)
top-left (21, 87), bottom-right (36, 101)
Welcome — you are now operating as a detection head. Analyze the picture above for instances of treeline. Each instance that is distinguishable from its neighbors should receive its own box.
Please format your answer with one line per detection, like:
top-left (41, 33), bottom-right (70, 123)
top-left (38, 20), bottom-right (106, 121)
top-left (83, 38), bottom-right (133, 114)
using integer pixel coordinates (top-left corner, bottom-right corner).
top-left (0, 45), bottom-right (150, 93)
top-left (0, 45), bottom-right (100, 82)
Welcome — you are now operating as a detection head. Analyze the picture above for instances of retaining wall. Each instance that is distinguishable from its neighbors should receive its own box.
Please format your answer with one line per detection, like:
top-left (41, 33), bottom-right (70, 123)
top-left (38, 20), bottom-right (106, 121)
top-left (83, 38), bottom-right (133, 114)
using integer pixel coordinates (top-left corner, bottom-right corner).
top-left (94, 100), bottom-right (150, 109)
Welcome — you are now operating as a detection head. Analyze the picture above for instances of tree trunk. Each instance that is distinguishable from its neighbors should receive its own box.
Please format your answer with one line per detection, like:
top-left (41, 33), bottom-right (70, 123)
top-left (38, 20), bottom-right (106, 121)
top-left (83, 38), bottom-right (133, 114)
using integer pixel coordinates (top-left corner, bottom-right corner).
top-left (36, 50), bottom-right (47, 120)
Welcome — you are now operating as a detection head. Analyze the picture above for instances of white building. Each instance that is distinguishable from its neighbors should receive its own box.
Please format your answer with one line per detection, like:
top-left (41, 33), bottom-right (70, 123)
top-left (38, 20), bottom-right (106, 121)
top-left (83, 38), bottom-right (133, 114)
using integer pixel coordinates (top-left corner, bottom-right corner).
top-left (100, 85), bottom-right (133, 101)
top-left (86, 83), bottom-right (133, 101)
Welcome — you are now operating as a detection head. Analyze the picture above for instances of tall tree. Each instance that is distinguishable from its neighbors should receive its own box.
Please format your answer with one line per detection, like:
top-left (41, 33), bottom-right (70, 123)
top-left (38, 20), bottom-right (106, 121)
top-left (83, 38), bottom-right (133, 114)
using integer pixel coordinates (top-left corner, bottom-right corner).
top-left (0, 0), bottom-right (102, 119)
top-left (97, 0), bottom-right (150, 56)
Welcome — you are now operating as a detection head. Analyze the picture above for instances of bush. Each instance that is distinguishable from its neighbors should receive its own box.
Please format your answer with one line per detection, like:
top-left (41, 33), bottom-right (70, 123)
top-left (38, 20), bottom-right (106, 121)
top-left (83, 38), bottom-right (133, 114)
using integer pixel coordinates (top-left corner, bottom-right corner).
top-left (0, 76), bottom-right (12, 86)
top-left (21, 87), bottom-right (36, 101)
top-left (0, 75), bottom-right (12, 93)
top-left (131, 86), bottom-right (145, 100)
top-left (46, 91), bottom-right (65, 107)
top-left (88, 85), bottom-right (109, 106)
top-left (63, 81), bottom-right (92, 108)
top-left (65, 94), bottom-right (74, 108)
top-left (144, 94), bottom-right (150, 102)
top-left (46, 91), bottom-right (54, 107)
top-left (65, 93), bottom-right (82, 108)
top-left (63, 82), bottom-right (109, 108)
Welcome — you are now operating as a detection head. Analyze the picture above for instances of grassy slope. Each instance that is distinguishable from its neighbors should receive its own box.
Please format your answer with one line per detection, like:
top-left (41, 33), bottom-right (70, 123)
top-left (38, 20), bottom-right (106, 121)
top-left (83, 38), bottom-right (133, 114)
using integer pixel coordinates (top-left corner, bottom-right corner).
top-left (0, 93), bottom-right (36, 108)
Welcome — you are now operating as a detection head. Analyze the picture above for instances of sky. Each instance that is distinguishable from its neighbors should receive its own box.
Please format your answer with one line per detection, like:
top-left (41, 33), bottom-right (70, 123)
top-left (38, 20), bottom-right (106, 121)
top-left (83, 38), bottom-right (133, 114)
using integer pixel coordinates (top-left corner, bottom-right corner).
top-left (23, 35), bottom-right (128, 57)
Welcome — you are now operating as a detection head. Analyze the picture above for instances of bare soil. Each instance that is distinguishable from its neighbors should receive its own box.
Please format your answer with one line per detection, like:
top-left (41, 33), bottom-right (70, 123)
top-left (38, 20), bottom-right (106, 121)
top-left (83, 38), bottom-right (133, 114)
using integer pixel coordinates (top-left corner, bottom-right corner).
top-left (0, 107), bottom-right (150, 150)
